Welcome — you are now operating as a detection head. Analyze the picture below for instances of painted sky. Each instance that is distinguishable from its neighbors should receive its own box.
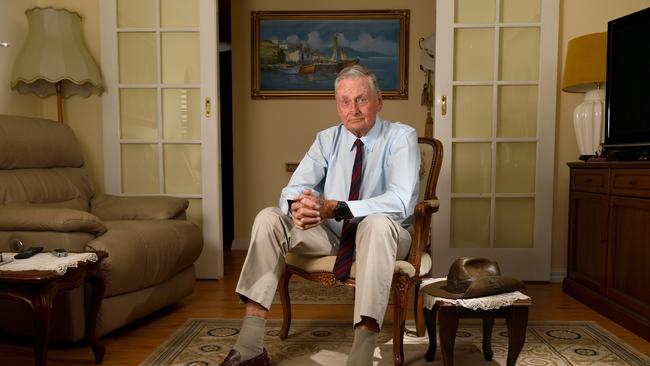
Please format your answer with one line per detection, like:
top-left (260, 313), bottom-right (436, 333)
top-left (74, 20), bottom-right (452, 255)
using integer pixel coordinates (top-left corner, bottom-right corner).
top-left (260, 19), bottom-right (401, 56)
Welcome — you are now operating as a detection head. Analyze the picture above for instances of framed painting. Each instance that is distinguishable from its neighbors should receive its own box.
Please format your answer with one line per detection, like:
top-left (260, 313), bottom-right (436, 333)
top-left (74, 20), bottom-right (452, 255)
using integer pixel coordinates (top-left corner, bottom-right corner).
top-left (251, 10), bottom-right (409, 99)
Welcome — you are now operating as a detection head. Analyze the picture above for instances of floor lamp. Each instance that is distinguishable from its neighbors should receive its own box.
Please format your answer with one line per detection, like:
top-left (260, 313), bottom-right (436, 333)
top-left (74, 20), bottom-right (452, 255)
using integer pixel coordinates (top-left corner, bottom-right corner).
top-left (561, 32), bottom-right (607, 161)
top-left (10, 7), bottom-right (103, 123)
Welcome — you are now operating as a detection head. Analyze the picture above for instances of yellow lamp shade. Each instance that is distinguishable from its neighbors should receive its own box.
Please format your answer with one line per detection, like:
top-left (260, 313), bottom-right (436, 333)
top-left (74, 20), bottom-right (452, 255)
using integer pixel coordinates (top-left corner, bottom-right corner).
top-left (10, 7), bottom-right (103, 98)
top-left (562, 32), bottom-right (607, 93)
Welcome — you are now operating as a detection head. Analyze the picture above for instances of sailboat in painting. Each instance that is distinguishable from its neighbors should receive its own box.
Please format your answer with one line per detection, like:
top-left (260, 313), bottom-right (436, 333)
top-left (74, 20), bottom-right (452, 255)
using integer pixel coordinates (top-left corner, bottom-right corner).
top-left (300, 34), bottom-right (359, 74)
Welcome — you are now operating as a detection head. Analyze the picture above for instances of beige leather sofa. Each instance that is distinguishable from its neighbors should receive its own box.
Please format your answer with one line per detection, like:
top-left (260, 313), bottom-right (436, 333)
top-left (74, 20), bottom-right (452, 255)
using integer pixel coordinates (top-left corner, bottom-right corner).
top-left (0, 114), bottom-right (203, 341)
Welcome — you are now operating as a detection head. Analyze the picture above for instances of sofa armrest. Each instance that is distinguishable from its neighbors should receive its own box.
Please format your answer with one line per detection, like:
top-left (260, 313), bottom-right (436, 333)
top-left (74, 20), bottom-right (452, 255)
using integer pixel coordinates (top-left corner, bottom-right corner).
top-left (90, 194), bottom-right (189, 221)
top-left (0, 206), bottom-right (107, 235)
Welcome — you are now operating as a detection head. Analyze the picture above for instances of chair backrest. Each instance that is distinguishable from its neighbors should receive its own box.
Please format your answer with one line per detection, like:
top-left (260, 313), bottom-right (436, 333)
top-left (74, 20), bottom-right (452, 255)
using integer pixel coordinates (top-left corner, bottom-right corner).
top-left (0, 115), bottom-right (94, 211)
top-left (417, 137), bottom-right (443, 202)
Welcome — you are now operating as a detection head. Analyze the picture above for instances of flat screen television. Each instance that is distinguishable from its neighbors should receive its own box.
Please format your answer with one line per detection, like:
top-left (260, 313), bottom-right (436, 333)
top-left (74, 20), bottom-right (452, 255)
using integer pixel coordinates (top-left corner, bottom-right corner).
top-left (603, 7), bottom-right (650, 160)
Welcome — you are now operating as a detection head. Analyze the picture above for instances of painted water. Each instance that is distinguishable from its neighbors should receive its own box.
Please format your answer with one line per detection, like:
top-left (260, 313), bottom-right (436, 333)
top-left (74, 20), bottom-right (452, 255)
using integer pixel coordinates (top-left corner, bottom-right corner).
top-left (260, 57), bottom-right (399, 92)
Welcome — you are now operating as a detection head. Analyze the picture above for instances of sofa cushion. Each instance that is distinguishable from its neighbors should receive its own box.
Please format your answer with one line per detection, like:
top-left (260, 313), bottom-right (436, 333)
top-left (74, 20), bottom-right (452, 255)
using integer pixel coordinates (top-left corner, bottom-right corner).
top-left (85, 220), bottom-right (202, 297)
top-left (0, 115), bottom-right (84, 169)
top-left (0, 206), bottom-right (106, 235)
top-left (0, 168), bottom-right (93, 210)
top-left (91, 194), bottom-right (189, 220)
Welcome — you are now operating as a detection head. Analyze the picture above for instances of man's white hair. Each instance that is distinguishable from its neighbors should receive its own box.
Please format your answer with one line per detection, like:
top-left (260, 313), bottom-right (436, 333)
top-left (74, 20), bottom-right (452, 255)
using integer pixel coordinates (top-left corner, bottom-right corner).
top-left (334, 65), bottom-right (381, 95)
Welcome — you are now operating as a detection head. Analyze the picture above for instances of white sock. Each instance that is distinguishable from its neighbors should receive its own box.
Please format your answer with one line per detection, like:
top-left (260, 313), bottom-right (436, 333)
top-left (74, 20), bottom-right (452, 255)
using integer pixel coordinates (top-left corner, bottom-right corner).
top-left (346, 328), bottom-right (378, 366)
top-left (233, 316), bottom-right (266, 361)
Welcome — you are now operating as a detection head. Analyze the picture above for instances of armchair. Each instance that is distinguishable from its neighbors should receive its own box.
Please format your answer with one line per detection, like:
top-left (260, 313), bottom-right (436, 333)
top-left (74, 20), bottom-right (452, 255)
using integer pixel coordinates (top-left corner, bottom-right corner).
top-left (0, 114), bottom-right (203, 341)
top-left (279, 137), bottom-right (443, 366)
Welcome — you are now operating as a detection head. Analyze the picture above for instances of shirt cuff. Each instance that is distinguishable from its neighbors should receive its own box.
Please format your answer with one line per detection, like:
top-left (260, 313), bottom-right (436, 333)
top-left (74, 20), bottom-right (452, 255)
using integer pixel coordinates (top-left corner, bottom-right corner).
top-left (286, 200), bottom-right (295, 216)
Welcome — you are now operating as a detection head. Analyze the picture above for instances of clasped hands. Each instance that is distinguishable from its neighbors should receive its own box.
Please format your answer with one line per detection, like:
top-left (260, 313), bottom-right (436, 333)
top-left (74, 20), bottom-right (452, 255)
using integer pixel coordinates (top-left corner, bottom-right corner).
top-left (290, 189), bottom-right (337, 230)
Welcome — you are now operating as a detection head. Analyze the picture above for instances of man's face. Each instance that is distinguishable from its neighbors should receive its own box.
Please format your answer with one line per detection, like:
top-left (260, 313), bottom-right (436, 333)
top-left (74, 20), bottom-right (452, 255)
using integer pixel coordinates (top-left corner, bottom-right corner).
top-left (335, 77), bottom-right (383, 137)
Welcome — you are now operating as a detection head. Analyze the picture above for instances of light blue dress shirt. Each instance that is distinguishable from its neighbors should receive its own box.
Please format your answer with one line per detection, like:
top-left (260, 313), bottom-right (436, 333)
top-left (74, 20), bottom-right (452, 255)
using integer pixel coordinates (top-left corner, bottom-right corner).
top-left (279, 116), bottom-right (420, 236)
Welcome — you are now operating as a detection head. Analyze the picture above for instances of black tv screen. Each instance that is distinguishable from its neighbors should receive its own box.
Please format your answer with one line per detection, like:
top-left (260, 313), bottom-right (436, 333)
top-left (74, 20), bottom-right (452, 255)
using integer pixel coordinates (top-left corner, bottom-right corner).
top-left (604, 7), bottom-right (650, 158)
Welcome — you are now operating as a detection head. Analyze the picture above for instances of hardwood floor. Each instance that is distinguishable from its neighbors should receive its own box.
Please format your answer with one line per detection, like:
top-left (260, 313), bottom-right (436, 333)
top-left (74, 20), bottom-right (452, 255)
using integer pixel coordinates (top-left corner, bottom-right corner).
top-left (1, 250), bottom-right (648, 365)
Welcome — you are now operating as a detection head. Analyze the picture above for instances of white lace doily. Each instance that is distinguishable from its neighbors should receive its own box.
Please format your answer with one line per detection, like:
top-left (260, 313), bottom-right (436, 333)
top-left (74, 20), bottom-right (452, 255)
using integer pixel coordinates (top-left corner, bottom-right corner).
top-left (0, 252), bottom-right (98, 276)
top-left (422, 277), bottom-right (530, 311)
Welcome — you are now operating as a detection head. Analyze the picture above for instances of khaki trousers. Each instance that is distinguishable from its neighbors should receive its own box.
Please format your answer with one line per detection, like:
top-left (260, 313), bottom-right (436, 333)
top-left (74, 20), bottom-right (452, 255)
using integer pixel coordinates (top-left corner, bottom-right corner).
top-left (235, 207), bottom-right (411, 328)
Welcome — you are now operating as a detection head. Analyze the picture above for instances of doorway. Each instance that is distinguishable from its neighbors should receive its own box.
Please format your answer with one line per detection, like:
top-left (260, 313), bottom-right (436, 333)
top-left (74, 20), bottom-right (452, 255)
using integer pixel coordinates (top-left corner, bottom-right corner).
top-left (219, 0), bottom-right (234, 250)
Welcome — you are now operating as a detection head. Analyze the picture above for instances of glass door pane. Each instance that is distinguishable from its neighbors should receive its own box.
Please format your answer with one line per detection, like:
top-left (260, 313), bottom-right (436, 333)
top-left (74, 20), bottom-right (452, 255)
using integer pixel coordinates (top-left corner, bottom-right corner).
top-left (453, 86), bottom-right (492, 138)
top-left (454, 28), bottom-right (494, 81)
top-left (119, 89), bottom-right (158, 139)
top-left (499, 27), bottom-right (540, 81)
top-left (451, 198), bottom-right (491, 248)
top-left (497, 85), bottom-right (537, 137)
top-left (455, 0), bottom-right (495, 23)
top-left (117, 0), bottom-right (156, 28)
top-left (501, 0), bottom-right (541, 22)
top-left (163, 144), bottom-right (202, 194)
top-left (162, 88), bottom-right (201, 140)
top-left (494, 198), bottom-right (535, 248)
top-left (121, 144), bottom-right (159, 193)
top-left (118, 33), bottom-right (157, 84)
top-left (161, 33), bottom-right (200, 84)
top-left (161, 0), bottom-right (199, 27)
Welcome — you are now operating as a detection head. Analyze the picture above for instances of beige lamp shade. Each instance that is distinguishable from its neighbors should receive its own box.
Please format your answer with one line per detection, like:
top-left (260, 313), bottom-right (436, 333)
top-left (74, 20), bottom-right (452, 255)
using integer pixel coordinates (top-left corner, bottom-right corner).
top-left (10, 7), bottom-right (103, 98)
top-left (562, 32), bottom-right (607, 93)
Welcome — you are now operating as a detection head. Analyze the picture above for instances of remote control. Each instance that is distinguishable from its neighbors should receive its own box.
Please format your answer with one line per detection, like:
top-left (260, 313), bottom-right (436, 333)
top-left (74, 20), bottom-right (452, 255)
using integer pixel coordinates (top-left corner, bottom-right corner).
top-left (15, 246), bottom-right (44, 259)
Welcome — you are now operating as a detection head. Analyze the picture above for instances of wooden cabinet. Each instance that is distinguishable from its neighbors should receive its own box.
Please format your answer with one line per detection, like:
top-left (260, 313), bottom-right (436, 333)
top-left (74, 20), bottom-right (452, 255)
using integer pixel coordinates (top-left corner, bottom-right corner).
top-left (565, 162), bottom-right (650, 341)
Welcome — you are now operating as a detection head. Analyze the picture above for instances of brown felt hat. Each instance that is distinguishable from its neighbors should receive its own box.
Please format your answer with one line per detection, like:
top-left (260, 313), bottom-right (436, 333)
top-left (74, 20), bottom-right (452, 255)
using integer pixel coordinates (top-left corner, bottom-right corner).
top-left (423, 257), bottom-right (525, 299)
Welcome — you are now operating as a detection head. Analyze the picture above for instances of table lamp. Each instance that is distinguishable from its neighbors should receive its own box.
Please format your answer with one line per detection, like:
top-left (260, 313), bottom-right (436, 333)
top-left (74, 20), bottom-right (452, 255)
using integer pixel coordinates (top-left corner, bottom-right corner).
top-left (10, 7), bottom-right (103, 123)
top-left (561, 32), bottom-right (607, 161)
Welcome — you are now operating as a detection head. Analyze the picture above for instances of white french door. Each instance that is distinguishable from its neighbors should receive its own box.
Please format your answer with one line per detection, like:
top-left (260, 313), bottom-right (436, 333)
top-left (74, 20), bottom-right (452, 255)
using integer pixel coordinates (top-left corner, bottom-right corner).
top-left (433, 0), bottom-right (559, 280)
top-left (100, 0), bottom-right (222, 278)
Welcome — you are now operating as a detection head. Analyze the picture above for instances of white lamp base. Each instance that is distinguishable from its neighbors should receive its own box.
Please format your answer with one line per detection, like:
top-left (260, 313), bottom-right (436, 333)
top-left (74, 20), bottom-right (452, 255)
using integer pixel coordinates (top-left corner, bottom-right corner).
top-left (573, 89), bottom-right (605, 160)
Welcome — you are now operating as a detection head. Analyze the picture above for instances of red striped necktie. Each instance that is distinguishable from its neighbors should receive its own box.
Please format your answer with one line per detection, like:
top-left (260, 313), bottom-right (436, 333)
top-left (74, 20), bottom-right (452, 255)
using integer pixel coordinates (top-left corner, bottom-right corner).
top-left (333, 138), bottom-right (363, 280)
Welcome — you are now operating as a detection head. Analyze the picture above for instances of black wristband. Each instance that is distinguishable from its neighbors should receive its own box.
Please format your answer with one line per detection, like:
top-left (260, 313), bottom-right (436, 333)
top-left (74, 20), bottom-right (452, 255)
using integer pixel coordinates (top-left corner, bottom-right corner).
top-left (334, 201), bottom-right (352, 221)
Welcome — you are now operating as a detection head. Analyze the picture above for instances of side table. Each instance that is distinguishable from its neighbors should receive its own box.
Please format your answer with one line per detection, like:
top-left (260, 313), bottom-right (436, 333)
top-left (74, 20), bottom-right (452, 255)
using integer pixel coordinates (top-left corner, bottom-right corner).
top-left (0, 251), bottom-right (107, 366)
top-left (424, 298), bottom-right (532, 366)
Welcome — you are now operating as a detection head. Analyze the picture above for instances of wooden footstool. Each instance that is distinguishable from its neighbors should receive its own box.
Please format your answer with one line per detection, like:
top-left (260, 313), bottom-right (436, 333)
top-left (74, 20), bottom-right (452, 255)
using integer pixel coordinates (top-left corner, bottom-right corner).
top-left (423, 296), bottom-right (532, 366)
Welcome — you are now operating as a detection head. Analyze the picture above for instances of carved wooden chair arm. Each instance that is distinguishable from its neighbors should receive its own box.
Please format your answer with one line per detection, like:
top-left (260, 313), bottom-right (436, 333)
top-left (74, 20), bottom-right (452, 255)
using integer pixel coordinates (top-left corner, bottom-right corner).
top-left (406, 199), bottom-right (439, 274)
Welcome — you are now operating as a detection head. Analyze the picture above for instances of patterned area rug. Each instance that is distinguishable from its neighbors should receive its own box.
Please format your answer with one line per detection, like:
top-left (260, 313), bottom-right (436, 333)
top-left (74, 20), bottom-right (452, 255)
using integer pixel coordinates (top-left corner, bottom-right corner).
top-left (140, 319), bottom-right (650, 366)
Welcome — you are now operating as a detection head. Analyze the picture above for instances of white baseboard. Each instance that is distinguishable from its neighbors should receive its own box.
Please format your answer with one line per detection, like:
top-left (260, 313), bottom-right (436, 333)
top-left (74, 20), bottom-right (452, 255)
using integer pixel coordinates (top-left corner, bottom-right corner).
top-left (231, 239), bottom-right (250, 251)
top-left (550, 267), bottom-right (566, 283)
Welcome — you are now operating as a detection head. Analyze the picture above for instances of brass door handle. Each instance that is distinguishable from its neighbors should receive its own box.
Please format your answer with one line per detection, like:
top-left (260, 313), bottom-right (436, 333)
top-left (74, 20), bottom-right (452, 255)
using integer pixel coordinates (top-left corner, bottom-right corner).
top-left (205, 97), bottom-right (211, 118)
top-left (441, 94), bottom-right (447, 116)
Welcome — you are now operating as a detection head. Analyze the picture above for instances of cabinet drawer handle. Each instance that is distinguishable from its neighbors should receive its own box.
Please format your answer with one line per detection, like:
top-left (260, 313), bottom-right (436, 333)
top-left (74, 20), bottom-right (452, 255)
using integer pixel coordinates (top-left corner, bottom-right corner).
top-left (585, 178), bottom-right (593, 183)
top-left (629, 179), bottom-right (637, 185)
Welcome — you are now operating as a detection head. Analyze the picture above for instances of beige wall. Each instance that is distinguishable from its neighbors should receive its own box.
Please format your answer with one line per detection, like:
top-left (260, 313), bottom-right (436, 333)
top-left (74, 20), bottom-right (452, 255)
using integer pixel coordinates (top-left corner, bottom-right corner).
top-left (552, 0), bottom-right (650, 273)
top-left (2, 0), bottom-right (650, 275)
top-left (0, 0), bottom-right (41, 117)
top-left (0, 0), bottom-right (103, 192)
top-left (231, 0), bottom-right (436, 241)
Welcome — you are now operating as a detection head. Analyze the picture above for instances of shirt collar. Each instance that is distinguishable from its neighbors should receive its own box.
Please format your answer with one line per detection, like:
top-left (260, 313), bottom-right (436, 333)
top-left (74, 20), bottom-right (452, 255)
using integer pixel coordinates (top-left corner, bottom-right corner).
top-left (343, 116), bottom-right (382, 152)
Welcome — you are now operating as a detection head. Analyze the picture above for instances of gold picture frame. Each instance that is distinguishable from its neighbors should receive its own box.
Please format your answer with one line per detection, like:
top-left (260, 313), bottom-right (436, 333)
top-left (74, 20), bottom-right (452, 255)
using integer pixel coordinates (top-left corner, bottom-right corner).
top-left (251, 10), bottom-right (409, 99)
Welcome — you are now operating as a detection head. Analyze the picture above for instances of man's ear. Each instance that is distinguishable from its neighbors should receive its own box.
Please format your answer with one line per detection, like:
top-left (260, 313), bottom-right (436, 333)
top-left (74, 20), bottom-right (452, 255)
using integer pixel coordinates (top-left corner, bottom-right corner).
top-left (376, 91), bottom-right (383, 111)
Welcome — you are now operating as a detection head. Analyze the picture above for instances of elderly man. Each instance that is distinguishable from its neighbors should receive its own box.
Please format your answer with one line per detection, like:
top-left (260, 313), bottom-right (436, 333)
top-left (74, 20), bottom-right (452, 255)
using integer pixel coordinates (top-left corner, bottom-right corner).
top-left (220, 65), bottom-right (420, 366)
